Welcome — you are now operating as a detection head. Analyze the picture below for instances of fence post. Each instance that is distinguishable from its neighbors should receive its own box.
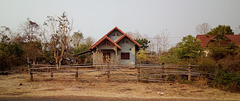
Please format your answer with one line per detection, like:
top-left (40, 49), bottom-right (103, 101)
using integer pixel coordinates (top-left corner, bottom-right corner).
top-left (137, 64), bottom-right (141, 82)
top-left (162, 63), bottom-right (165, 74)
top-left (28, 57), bottom-right (33, 81)
top-left (107, 63), bottom-right (110, 80)
top-left (188, 64), bottom-right (191, 81)
top-left (161, 63), bottom-right (165, 82)
top-left (50, 68), bottom-right (53, 80)
top-left (75, 67), bottom-right (78, 81)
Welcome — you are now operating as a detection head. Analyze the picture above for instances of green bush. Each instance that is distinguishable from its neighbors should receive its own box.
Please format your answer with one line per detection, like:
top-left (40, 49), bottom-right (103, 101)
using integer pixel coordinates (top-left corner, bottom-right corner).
top-left (213, 70), bottom-right (240, 92)
top-left (0, 42), bottom-right (23, 71)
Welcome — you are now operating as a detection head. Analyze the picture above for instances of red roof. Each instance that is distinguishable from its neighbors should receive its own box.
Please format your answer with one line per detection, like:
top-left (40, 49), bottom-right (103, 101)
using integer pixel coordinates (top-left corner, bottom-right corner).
top-left (225, 35), bottom-right (240, 45)
top-left (196, 35), bottom-right (240, 47)
top-left (89, 27), bottom-right (141, 50)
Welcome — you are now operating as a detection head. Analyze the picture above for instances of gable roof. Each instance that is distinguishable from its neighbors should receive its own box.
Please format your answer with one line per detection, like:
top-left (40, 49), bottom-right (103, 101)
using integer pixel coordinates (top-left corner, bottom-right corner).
top-left (89, 27), bottom-right (141, 50)
top-left (196, 35), bottom-right (240, 47)
top-left (196, 35), bottom-right (215, 47)
top-left (115, 33), bottom-right (141, 47)
top-left (225, 35), bottom-right (240, 45)
top-left (89, 36), bottom-right (121, 50)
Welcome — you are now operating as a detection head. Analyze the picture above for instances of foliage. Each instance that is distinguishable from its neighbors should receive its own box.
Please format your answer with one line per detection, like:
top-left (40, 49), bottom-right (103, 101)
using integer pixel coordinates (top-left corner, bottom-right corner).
top-left (213, 70), bottom-right (240, 92)
top-left (136, 50), bottom-right (150, 64)
top-left (198, 57), bottom-right (218, 73)
top-left (72, 31), bottom-right (83, 48)
top-left (22, 41), bottom-right (42, 64)
top-left (206, 25), bottom-right (234, 45)
top-left (42, 49), bottom-right (55, 64)
top-left (135, 38), bottom-right (150, 50)
top-left (0, 42), bottom-right (23, 71)
top-left (74, 44), bottom-right (90, 64)
top-left (158, 53), bottom-right (180, 64)
top-left (0, 26), bottom-right (11, 43)
top-left (218, 56), bottom-right (240, 73)
top-left (20, 19), bottom-right (40, 42)
top-left (208, 46), bottom-right (234, 61)
top-left (174, 35), bottom-right (202, 59)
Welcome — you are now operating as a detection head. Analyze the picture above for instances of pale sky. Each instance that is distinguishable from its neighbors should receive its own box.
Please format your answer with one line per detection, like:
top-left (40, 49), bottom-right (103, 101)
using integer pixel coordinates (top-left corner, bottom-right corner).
top-left (1, 0), bottom-right (240, 46)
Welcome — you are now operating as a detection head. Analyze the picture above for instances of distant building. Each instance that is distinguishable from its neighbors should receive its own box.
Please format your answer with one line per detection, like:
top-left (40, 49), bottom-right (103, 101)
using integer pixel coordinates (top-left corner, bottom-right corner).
top-left (89, 27), bottom-right (141, 65)
top-left (196, 34), bottom-right (240, 56)
top-left (196, 35), bottom-right (240, 47)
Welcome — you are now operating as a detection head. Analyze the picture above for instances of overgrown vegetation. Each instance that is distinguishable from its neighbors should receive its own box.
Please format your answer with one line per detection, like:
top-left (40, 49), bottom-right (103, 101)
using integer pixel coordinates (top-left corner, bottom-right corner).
top-left (136, 25), bottom-right (240, 92)
top-left (0, 12), bottom-right (94, 71)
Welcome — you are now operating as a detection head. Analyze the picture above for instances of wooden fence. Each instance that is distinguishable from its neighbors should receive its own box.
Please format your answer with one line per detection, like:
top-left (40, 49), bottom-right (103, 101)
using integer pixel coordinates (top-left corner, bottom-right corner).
top-left (28, 63), bottom-right (209, 82)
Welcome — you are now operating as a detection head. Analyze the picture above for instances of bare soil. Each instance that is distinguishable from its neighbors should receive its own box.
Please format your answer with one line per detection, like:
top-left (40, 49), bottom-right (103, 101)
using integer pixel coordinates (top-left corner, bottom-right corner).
top-left (0, 72), bottom-right (240, 101)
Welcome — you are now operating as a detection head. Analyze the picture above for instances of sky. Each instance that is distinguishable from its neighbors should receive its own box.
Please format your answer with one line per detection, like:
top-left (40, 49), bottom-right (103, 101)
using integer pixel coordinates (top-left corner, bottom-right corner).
top-left (1, 0), bottom-right (240, 47)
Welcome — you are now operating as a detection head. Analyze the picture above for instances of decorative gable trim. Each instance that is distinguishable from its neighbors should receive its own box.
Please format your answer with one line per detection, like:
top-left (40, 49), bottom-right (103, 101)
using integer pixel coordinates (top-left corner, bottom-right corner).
top-left (115, 34), bottom-right (141, 48)
top-left (89, 36), bottom-right (121, 50)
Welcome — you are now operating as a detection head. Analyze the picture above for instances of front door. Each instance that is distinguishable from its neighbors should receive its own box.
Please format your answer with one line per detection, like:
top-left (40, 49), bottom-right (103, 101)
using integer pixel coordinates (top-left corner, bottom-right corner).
top-left (103, 52), bottom-right (111, 63)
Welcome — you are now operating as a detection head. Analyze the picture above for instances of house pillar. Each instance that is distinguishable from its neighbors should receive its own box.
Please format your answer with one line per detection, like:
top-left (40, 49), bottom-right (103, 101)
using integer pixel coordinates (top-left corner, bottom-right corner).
top-left (114, 46), bottom-right (117, 57)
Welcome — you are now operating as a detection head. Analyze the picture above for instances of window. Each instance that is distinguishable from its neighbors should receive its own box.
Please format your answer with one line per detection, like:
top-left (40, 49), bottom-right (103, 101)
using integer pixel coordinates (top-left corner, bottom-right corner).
top-left (121, 52), bottom-right (130, 60)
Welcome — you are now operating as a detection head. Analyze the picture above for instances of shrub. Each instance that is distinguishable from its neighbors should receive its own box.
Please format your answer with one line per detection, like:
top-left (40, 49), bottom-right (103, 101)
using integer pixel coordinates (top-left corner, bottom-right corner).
top-left (198, 58), bottom-right (218, 73)
top-left (0, 42), bottom-right (23, 71)
top-left (218, 56), bottom-right (240, 73)
top-left (158, 54), bottom-right (180, 64)
top-left (212, 70), bottom-right (240, 92)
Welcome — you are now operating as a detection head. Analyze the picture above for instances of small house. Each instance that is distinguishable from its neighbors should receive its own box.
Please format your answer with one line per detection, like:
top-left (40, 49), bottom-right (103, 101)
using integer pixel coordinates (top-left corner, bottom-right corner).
top-left (89, 27), bottom-right (141, 65)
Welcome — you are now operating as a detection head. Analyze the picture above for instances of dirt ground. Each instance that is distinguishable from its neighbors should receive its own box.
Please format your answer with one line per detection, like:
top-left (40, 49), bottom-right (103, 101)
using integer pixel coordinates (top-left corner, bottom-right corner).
top-left (0, 72), bottom-right (240, 101)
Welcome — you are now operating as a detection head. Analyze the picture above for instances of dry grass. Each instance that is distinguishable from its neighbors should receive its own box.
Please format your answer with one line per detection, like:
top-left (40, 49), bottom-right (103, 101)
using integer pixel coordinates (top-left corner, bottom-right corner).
top-left (0, 70), bottom-right (240, 100)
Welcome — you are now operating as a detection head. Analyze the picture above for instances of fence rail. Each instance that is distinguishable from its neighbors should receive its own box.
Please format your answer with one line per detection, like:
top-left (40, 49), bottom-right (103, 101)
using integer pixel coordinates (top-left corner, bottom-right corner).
top-left (28, 63), bottom-right (209, 82)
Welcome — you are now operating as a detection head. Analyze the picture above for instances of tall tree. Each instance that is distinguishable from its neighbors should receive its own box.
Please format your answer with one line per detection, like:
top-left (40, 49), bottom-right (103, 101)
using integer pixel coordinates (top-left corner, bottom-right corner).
top-left (154, 29), bottom-right (169, 56)
top-left (206, 25), bottom-right (234, 45)
top-left (72, 31), bottom-right (83, 48)
top-left (45, 12), bottom-right (72, 68)
top-left (84, 36), bottom-right (94, 47)
top-left (196, 23), bottom-right (211, 35)
top-left (174, 35), bottom-right (202, 59)
top-left (20, 18), bottom-right (40, 42)
top-left (0, 26), bottom-right (11, 43)
top-left (135, 38), bottom-right (150, 50)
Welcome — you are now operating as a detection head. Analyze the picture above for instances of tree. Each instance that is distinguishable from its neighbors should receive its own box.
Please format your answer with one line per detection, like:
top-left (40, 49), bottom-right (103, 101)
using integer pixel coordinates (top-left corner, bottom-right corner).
top-left (22, 41), bottom-right (42, 64)
top-left (72, 31), bottom-right (83, 48)
top-left (206, 25), bottom-right (234, 45)
top-left (74, 44), bottom-right (89, 64)
top-left (0, 26), bottom-right (11, 43)
top-left (84, 36), bottom-right (94, 47)
top-left (196, 23), bottom-right (211, 35)
top-left (45, 12), bottom-right (72, 68)
top-left (135, 38), bottom-right (150, 50)
top-left (174, 35), bottom-right (202, 59)
top-left (126, 31), bottom-right (142, 39)
top-left (20, 18), bottom-right (40, 42)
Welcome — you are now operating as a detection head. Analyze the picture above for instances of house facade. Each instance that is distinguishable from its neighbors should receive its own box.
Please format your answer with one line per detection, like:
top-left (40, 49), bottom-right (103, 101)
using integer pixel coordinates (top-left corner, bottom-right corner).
top-left (89, 27), bottom-right (141, 65)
